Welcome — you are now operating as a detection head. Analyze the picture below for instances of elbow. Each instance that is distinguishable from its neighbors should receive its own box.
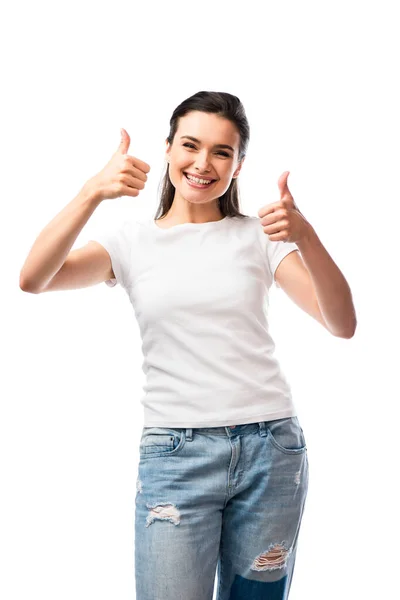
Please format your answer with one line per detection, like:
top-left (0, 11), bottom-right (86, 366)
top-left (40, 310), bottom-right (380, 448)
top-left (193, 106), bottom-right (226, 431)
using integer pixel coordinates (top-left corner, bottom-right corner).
top-left (346, 317), bottom-right (358, 339)
top-left (335, 322), bottom-right (357, 339)
top-left (345, 327), bottom-right (357, 339)
top-left (19, 276), bottom-right (40, 294)
top-left (20, 284), bottom-right (39, 294)
top-left (339, 331), bottom-right (356, 340)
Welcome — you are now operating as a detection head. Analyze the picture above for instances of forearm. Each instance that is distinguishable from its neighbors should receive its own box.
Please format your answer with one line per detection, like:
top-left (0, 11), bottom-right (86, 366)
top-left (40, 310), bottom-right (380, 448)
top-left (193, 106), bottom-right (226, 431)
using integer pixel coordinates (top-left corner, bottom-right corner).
top-left (19, 183), bottom-right (102, 292)
top-left (297, 226), bottom-right (357, 338)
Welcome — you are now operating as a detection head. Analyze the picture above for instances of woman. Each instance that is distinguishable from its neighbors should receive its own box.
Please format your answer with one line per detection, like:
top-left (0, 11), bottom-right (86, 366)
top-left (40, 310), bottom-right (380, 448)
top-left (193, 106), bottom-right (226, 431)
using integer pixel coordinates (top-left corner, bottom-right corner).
top-left (20, 90), bottom-right (357, 599)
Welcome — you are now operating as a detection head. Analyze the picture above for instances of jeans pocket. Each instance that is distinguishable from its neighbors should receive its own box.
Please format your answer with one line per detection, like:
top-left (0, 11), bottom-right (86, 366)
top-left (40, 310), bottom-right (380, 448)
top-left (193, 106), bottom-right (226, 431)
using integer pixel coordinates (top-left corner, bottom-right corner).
top-left (139, 427), bottom-right (186, 458)
top-left (266, 416), bottom-right (307, 455)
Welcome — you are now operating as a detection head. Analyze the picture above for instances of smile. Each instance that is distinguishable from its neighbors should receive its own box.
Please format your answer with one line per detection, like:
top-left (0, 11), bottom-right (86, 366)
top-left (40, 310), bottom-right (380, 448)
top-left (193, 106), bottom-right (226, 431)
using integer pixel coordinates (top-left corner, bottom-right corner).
top-left (184, 172), bottom-right (217, 189)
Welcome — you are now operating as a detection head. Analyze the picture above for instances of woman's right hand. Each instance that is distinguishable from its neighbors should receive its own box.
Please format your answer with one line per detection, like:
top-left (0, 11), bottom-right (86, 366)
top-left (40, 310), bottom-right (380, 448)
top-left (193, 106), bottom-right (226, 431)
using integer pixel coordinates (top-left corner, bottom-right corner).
top-left (86, 128), bottom-right (151, 202)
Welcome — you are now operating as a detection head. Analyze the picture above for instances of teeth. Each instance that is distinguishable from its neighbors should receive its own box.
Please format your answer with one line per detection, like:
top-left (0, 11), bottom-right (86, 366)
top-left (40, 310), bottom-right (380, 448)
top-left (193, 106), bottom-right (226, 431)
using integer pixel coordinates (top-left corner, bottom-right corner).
top-left (186, 174), bottom-right (213, 185)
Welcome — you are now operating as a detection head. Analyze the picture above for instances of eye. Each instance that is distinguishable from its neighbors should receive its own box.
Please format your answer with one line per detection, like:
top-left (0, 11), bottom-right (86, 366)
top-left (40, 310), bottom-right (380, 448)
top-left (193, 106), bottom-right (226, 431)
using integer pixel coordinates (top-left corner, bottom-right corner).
top-left (182, 143), bottom-right (231, 157)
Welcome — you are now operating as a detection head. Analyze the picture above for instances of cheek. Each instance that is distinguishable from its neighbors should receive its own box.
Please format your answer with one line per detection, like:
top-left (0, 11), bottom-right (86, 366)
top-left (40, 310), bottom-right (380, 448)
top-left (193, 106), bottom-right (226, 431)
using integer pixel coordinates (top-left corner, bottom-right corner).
top-left (169, 159), bottom-right (183, 173)
top-left (173, 160), bottom-right (189, 173)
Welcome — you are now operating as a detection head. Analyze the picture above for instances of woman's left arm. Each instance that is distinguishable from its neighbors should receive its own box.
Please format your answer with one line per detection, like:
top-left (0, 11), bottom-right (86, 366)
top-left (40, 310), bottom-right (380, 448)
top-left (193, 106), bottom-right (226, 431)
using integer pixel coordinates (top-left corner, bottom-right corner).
top-left (259, 171), bottom-right (357, 339)
top-left (295, 227), bottom-right (357, 338)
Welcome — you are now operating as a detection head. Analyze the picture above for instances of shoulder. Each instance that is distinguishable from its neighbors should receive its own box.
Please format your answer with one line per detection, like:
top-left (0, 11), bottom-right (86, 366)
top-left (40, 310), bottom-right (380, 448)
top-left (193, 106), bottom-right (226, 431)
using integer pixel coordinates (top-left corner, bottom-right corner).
top-left (227, 214), bottom-right (259, 229)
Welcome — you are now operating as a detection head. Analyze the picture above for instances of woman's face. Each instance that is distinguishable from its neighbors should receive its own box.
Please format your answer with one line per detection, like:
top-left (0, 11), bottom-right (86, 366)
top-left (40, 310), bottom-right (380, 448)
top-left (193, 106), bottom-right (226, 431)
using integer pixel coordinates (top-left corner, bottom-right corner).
top-left (165, 111), bottom-right (244, 206)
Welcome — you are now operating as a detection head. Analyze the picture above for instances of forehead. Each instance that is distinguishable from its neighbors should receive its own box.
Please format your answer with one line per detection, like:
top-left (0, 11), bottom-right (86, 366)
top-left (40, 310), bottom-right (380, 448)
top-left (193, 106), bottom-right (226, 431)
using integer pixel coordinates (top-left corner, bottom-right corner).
top-left (176, 111), bottom-right (240, 146)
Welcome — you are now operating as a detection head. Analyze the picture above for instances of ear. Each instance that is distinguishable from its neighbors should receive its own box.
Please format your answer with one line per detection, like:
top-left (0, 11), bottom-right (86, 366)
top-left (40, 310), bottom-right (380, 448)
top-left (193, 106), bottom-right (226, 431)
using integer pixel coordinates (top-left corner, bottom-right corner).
top-left (232, 157), bottom-right (245, 179)
top-left (165, 138), bottom-right (170, 162)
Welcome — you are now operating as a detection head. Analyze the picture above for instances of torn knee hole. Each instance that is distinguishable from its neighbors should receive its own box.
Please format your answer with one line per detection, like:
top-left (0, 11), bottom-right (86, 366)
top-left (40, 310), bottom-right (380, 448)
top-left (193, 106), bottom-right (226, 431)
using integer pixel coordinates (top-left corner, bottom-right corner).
top-left (251, 543), bottom-right (290, 572)
top-left (145, 503), bottom-right (181, 527)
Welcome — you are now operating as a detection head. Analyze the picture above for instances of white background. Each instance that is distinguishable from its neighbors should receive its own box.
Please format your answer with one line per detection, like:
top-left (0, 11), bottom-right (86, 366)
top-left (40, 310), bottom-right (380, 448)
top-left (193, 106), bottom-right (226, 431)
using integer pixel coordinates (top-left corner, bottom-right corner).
top-left (2, 0), bottom-right (399, 598)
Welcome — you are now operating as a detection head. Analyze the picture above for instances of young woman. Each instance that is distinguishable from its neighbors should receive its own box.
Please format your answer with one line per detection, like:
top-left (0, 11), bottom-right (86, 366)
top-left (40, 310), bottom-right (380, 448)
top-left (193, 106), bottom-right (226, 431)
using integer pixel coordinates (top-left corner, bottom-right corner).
top-left (20, 90), bottom-right (357, 599)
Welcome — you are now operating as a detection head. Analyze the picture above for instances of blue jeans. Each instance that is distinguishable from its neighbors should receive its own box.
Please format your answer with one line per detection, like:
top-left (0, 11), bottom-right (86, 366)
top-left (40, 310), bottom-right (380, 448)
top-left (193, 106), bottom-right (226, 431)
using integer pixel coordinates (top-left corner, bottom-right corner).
top-left (135, 417), bottom-right (309, 600)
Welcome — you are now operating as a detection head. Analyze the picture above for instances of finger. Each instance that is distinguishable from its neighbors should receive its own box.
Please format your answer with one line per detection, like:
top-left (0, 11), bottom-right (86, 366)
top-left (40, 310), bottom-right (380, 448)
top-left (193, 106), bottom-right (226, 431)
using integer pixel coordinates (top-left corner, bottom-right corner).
top-left (258, 200), bottom-right (281, 218)
top-left (118, 128), bottom-right (131, 154)
top-left (122, 163), bottom-right (148, 183)
top-left (278, 171), bottom-right (291, 199)
top-left (268, 231), bottom-right (288, 242)
top-left (262, 219), bottom-right (288, 235)
top-left (126, 155), bottom-right (151, 174)
top-left (121, 185), bottom-right (140, 197)
top-left (120, 174), bottom-right (145, 191)
top-left (260, 212), bottom-right (280, 227)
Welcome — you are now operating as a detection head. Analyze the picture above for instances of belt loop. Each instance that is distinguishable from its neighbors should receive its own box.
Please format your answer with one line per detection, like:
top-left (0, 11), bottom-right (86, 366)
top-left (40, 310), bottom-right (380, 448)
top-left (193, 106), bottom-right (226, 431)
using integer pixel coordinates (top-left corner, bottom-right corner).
top-left (258, 421), bottom-right (267, 437)
top-left (185, 428), bottom-right (193, 442)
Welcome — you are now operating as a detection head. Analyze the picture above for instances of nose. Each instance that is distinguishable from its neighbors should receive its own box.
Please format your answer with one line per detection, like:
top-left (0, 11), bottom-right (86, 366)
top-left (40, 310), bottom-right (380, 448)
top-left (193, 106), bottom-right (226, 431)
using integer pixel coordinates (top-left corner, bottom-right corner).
top-left (194, 152), bottom-right (212, 173)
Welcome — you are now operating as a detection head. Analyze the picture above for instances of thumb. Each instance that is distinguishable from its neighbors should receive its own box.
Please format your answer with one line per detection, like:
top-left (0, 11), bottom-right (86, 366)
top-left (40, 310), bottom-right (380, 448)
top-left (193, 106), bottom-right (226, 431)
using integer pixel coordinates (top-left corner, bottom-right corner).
top-left (278, 170), bottom-right (290, 198)
top-left (117, 128), bottom-right (131, 155)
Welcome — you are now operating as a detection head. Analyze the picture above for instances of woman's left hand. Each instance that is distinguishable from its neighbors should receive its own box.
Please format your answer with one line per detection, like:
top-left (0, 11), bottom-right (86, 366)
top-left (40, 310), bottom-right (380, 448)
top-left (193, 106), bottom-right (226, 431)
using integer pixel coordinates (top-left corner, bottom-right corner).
top-left (258, 171), bottom-right (312, 243)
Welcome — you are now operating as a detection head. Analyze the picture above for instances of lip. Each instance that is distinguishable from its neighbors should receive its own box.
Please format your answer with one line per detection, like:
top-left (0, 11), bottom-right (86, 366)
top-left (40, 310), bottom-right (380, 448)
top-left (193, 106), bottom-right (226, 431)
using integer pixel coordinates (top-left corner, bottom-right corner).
top-left (184, 172), bottom-right (217, 182)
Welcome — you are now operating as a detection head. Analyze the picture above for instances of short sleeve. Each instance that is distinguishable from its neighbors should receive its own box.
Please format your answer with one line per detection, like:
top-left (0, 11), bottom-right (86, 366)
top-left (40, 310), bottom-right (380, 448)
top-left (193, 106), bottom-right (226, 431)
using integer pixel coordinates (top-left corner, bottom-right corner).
top-left (266, 239), bottom-right (299, 289)
top-left (88, 217), bottom-right (136, 289)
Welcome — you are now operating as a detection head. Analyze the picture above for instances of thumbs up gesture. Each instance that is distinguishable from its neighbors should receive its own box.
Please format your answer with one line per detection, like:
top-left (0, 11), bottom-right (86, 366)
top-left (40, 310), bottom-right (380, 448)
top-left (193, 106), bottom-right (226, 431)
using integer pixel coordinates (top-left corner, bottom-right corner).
top-left (258, 171), bottom-right (311, 243)
top-left (87, 128), bottom-right (151, 202)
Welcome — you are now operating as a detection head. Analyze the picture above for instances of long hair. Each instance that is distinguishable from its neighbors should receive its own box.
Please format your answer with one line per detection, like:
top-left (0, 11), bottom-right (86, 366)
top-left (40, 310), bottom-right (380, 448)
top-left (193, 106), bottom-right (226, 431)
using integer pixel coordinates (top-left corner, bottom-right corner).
top-left (155, 91), bottom-right (251, 221)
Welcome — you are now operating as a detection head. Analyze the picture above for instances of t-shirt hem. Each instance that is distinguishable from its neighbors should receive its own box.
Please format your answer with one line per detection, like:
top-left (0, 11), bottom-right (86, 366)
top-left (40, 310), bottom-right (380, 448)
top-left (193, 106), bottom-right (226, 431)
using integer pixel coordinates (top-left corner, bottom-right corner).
top-left (143, 407), bottom-right (297, 428)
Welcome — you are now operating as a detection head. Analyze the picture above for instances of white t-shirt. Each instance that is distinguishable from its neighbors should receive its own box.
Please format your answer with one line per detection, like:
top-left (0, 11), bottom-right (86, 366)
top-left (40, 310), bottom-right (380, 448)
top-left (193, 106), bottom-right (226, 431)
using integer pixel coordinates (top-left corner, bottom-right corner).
top-left (89, 214), bottom-right (299, 427)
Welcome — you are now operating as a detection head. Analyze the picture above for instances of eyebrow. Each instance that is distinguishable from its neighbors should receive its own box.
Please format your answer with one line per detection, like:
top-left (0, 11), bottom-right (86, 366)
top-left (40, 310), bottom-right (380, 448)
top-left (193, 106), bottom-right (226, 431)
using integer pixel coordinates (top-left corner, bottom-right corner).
top-left (180, 135), bottom-right (235, 153)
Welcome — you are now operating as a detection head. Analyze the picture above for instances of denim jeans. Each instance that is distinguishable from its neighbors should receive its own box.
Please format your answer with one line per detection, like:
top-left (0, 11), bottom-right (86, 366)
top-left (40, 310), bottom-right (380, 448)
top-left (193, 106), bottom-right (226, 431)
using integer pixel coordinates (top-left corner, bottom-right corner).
top-left (135, 416), bottom-right (309, 600)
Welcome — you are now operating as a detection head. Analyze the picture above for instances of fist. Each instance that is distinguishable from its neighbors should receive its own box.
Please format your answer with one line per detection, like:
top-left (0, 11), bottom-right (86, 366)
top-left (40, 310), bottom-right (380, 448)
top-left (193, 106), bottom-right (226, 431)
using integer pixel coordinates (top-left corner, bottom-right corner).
top-left (87, 128), bottom-right (151, 202)
top-left (258, 171), bottom-right (311, 243)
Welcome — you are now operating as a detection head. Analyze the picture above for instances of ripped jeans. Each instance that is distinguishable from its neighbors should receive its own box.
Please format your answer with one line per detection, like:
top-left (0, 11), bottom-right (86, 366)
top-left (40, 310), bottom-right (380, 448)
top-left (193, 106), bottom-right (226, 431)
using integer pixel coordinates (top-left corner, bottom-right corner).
top-left (135, 417), bottom-right (309, 600)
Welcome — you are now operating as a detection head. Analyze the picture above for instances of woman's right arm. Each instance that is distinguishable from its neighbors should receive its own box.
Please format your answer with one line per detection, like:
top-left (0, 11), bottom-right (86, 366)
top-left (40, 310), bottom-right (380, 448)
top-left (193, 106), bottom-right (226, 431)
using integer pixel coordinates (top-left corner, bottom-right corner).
top-left (19, 185), bottom-right (104, 293)
top-left (19, 128), bottom-right (150, 294)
